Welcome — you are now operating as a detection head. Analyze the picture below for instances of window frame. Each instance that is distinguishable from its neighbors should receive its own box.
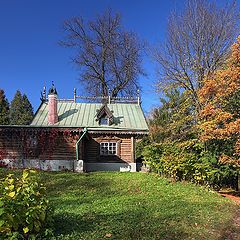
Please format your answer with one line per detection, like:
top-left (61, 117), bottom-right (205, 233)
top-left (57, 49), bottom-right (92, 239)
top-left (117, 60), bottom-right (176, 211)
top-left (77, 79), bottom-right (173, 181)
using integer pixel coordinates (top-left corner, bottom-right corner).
top-left (100, 142), bottom-right (117, 156)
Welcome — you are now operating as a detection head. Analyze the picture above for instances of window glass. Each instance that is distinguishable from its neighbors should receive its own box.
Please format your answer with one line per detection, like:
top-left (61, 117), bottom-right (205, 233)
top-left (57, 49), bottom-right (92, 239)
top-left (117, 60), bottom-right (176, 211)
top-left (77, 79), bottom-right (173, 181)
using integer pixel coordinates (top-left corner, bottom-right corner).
top-left (100, 117), bottom-right (108, 125)
top-left (100, 142), bottom-right (117, 155)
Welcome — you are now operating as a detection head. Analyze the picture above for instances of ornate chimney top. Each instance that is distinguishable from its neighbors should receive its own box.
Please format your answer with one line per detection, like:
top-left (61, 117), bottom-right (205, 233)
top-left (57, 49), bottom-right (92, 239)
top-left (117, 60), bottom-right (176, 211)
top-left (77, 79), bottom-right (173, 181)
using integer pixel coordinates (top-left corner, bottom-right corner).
top-left (48, 82), bottom-right (58, 125)
top-left (48, 82), bottom-right (58, 95)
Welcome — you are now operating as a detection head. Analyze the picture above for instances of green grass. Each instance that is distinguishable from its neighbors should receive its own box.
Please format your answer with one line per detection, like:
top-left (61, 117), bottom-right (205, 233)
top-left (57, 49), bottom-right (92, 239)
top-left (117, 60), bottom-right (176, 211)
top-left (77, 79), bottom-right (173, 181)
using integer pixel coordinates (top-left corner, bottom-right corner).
top-left (0, 169), bottom-right (238, 239)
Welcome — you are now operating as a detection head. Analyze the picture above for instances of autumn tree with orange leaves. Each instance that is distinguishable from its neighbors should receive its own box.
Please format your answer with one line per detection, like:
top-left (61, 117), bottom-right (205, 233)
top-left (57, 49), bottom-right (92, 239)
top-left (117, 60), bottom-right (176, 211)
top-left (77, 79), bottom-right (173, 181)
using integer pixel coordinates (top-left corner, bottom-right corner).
top-left (198, 36), bottom-right (240, 167)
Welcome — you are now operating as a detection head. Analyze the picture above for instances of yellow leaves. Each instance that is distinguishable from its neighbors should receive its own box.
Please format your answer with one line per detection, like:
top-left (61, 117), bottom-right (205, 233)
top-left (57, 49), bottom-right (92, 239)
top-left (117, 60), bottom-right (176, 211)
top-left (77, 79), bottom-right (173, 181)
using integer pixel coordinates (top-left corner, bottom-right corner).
top-left (22, 170), bottom-right (29, 179)
top-left (8, 178), bottom-right (14, 185)
top-left (8, 192), bottom-right (15, 198)
top-left (23, 227), bottom-right (29, 234)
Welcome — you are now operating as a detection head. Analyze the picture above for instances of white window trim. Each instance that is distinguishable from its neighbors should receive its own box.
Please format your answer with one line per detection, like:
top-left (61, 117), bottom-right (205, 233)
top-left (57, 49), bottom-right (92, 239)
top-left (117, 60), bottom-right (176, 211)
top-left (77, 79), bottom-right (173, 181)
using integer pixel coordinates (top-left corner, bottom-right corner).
top-left (100, 142), bottom-right (117, 156)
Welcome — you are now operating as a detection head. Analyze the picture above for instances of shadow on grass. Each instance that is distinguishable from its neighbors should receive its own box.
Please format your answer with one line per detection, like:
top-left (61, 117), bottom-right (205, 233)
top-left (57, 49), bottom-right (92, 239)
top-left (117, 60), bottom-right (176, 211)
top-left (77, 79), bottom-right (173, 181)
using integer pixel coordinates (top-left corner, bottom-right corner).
top-left (218, 208), bottom-right (240, 240)
top-left (53, 210), bottom-right (190, 240)
top-left (51, 192), bottom-right (237, 240)
top-left (43, 172), bottom-right (124, 198)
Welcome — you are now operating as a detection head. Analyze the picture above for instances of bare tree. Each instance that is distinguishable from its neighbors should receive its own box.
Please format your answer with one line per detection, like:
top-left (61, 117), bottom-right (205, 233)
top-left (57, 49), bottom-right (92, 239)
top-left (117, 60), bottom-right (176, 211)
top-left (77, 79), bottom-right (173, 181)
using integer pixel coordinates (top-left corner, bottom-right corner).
top-left (61, 10), bottom-right (144, 97)
top-left (154, 0), bottom-right (239, 108)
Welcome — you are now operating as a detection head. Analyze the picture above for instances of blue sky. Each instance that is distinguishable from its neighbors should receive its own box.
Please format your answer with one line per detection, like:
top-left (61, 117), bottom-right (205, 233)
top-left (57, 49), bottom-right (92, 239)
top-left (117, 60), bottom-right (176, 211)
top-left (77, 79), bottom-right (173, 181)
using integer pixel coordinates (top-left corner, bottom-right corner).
top-left (0, 0), bottom-right (236, 113)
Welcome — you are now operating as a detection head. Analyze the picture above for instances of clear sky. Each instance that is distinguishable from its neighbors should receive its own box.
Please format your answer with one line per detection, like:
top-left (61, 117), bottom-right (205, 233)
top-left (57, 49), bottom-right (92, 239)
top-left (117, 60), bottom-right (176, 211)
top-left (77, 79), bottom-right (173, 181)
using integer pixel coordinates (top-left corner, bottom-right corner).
top-left (0, 0), bottom-right (237, 114)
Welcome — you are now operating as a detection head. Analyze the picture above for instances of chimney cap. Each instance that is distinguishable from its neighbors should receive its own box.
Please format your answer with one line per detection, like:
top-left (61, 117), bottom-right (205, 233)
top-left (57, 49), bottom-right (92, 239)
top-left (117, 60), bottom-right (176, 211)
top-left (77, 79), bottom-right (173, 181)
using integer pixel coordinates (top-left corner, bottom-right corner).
top-left (48, 82), bottom-right (58, 95)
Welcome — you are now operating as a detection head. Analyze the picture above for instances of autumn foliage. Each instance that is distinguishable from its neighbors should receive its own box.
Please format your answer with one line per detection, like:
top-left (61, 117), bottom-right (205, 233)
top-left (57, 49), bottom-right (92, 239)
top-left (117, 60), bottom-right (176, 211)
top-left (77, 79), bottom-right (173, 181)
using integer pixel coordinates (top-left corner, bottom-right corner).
top-left (198, 36), bottom-right (240, 166)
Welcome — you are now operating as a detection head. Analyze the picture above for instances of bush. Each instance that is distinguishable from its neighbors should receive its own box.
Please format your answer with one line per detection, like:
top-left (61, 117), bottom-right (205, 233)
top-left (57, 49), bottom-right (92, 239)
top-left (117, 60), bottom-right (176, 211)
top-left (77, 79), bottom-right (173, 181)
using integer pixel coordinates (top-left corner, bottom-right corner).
top-left (0, 170), bottom-right (54, 239)
top-left (142, 143), bottom-right (238, 188)
top-left (135, 136), bottom-right (151, 162)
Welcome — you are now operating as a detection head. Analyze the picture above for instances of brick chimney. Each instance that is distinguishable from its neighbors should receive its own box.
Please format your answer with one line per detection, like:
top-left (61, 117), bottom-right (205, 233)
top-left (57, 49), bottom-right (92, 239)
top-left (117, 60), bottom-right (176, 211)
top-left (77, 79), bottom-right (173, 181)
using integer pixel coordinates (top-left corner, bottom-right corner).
top-left (48, 83), bottom-right (58, 125)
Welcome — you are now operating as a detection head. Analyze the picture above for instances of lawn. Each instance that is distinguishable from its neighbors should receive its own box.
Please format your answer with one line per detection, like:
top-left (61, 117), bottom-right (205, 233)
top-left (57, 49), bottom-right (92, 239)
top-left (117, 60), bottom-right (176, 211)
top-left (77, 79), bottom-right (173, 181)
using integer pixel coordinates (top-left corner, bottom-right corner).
top-left (0, 169), bottom-right (238, 239)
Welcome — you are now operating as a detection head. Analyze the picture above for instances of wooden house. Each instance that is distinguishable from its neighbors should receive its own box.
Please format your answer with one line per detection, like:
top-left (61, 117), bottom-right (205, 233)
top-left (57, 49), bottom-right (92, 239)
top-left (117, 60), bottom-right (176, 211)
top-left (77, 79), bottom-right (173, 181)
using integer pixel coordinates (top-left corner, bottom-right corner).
top-left (0, 85), bottom-right (149, 172)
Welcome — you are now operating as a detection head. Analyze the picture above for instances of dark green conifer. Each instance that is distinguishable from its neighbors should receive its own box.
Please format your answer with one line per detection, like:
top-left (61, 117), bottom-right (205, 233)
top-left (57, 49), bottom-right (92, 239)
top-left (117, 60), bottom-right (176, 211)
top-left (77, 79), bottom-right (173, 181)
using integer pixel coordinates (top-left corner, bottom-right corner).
top-left (21, 94), bottom-right (34, 124)
top-left (0, 89), bottom-right (10, 125)
top-left (10, 90), bottom-right (34, 125)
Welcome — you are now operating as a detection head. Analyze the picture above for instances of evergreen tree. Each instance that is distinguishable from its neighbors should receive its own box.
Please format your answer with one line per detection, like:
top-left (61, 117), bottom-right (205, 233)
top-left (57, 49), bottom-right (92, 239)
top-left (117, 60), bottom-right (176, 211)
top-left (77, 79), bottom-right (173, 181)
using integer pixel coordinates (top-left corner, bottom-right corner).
top-left (21, 94), bottom-right (34, 124)
top-left (149, 89), bottom-right (196, 143)
top-left (10, 90), bottom-right (22, 125)
top-left (0, 89), bottom-right (9, 125)
top-left (10, 90), bottom-right (34, 125)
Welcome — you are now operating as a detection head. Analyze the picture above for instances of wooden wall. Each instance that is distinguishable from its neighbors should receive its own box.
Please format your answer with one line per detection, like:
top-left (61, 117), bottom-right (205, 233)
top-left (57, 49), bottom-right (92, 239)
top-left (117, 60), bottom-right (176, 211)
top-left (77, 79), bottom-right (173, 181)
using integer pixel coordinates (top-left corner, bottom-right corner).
top-left (0, 129), bottom-right (136, 164)
top-left (0, 129), bottom-right (77, 161)
top-left (0, 130), bottom-right (22, 161)
top-left (39, 134), bottom-right (76, 160)
top-left (85, 133), bottom-right (135, 163)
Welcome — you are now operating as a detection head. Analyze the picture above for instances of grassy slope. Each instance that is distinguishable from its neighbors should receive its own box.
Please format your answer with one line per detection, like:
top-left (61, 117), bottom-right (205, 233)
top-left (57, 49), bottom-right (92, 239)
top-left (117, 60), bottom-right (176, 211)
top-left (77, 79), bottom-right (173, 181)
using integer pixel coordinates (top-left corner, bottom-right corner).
top-left (0, 169), bottom-right (238, 240)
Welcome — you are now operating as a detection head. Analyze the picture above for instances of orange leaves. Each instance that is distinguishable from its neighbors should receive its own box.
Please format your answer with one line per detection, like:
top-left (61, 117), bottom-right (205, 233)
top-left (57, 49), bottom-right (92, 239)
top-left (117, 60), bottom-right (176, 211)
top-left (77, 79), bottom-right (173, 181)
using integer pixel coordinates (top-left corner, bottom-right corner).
top-left (235, 139), bottom-right (240, 156)
top-left (231, 36), bottom-right (240, 63)
top-left (198, 37), bottom-right (240, 165)
top-left (199, 37), bottom-right (240, 106)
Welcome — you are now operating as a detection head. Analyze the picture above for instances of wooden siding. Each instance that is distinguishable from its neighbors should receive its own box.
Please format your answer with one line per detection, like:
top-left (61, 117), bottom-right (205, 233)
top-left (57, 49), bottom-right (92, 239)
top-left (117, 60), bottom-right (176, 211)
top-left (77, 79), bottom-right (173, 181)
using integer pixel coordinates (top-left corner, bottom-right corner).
top-left (85, 133), bottom-right (135, 163)
top-left (0, 128), bottom-right (137, 164)
top-left (39, 134), bottom-right (76, 160)
top-left (0, 129), bottom-right (77, 161)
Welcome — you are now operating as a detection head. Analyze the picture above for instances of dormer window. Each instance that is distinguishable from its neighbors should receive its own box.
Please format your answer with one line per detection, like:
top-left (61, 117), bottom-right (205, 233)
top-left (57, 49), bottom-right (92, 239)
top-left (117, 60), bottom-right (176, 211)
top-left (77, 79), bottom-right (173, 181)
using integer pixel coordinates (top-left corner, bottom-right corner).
top-left (96, 104), bottom-right (114, 126)
top-left (100, 117), bottom-right (108, 125)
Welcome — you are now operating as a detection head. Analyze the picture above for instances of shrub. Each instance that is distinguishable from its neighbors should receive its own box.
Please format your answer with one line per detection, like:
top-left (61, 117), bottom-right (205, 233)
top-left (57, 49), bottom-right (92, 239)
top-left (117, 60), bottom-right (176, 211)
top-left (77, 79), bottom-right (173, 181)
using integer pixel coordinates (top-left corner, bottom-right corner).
top-left (142, 143), bottom-right (238, 188)
top-left (0, 170), bottom-right (54, 239)
top-left (135, 136), bottom-right (151, 162)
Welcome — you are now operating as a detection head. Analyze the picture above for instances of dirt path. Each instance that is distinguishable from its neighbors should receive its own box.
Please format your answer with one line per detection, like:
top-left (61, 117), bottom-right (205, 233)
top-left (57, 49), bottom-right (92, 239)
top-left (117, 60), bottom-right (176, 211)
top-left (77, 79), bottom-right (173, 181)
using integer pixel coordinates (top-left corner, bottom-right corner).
top-left (220, 193), bottom-right (240, 240)
top-left (221, 194), bottom-right (240, 205)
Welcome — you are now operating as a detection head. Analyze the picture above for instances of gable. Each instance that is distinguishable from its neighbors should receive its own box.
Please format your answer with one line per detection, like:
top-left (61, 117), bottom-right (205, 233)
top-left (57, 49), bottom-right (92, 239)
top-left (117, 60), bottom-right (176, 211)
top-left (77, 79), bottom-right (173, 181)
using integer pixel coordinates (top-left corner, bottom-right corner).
top-left (31, 102), bottom-right (149, 132)
top-left (96, 104), bottom-right (114, 125)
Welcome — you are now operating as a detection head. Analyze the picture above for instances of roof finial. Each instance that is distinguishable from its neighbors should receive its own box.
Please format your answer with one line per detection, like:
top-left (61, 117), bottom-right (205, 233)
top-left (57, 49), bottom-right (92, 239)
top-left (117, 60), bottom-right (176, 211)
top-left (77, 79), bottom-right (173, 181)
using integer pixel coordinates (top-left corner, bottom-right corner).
top-left (40, 85), bottom-right (47, 102)
top-left (48, 81), bottom-right (58, 95)
top-left (137, 89), bottom-right (140, 105)
top-left (74, 88), bottom-right (77, 102)
top-left (108, 88), bottom-right (111, 104)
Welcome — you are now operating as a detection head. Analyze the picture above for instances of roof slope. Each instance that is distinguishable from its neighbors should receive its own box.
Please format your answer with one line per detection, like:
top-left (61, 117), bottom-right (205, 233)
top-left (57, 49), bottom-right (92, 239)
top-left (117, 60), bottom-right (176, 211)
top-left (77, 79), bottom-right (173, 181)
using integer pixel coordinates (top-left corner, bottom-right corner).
top-left (31, 102), bottom-right (149, 131)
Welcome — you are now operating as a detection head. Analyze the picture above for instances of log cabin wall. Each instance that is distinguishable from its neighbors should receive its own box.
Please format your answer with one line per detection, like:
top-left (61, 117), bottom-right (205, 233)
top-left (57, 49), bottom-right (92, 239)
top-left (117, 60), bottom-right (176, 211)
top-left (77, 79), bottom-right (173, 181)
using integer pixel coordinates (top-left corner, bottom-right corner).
top-left (0, 129), bottom-right (23, 161)
top-left (39, 133), bottom-right (76, 161)
top-left (0, 128), bottom-right (79, 170)
top-left (85, 133), bottom-right (135, 163)
top-left (0, 128), bottom-right (139, 171)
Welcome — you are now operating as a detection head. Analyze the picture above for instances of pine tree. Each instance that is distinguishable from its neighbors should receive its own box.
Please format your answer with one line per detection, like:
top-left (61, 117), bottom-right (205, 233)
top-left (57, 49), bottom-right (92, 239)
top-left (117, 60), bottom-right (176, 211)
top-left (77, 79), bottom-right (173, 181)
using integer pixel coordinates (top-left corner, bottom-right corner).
top-left (10, 90), bottom-right (22, 125)
top-left (10, 91), bottom-right (34, 125)
top-left (149, 89), bottom-right (196, 143)
top-left (0, 89), bottom-right (9, 125)
top-left (21, 94), bottom-right (34, 124)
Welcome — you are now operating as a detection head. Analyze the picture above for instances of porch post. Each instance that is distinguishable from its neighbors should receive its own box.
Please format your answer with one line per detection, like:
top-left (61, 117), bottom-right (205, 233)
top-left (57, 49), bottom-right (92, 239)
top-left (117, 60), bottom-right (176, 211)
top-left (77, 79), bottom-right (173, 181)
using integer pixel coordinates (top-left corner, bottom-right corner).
top-left (75, 128), bottom-right (88, 172)
top-left (130, 136), bottom-right (136, 172)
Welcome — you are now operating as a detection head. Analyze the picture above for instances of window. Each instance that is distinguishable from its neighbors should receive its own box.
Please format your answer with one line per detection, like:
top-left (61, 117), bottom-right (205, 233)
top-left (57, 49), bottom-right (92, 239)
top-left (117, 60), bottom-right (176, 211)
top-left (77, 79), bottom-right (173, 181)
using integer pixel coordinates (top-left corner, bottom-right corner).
top-left (100, 142), bottom-right (117, 155)
top-left (100, 117), bottom-right (108, 125)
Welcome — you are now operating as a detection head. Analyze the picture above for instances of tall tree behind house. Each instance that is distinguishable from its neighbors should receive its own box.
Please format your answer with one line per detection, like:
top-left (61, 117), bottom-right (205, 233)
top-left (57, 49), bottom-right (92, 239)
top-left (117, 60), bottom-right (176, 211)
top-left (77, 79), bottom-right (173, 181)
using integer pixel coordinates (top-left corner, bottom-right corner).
top-left (61, 10), bottom-right (144, 97)
top-left (0, 89), bottom-right (10, 125)
top-left (154, 0), bottom-right (239, 109)
top-left (10, 90), bottom-right (34, 125)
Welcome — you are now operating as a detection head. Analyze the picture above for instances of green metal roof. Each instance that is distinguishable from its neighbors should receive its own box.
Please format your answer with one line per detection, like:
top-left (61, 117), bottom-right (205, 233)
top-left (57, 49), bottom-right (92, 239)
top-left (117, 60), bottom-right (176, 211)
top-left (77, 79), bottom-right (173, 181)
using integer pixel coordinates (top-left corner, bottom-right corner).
top-left (31, 102), bottom-right (149, 132)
